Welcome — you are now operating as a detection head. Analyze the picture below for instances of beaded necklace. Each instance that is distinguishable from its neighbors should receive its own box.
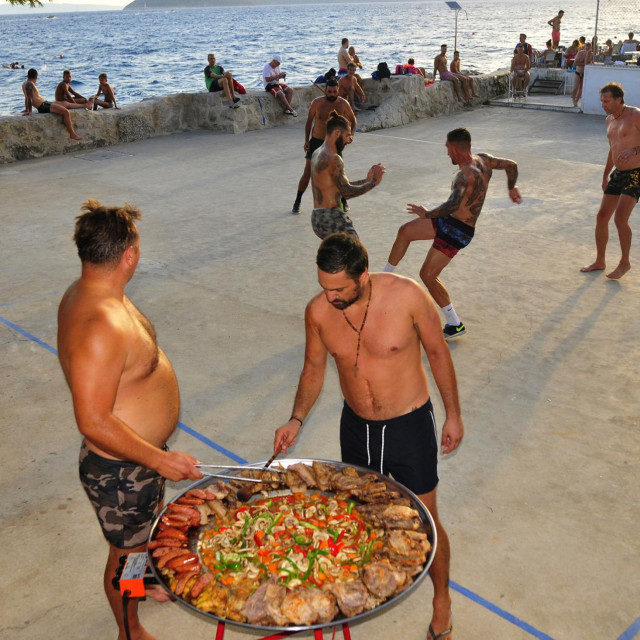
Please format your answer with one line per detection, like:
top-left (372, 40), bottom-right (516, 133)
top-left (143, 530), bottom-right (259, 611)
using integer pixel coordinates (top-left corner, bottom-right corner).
top-left (342, 279), bottom-right (372, 377)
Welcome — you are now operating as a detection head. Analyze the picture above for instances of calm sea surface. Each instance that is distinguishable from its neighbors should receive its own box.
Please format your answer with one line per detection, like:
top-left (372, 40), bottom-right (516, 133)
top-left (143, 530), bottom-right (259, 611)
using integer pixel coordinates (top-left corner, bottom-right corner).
top-left (0, 0), bottom-right (622, 115)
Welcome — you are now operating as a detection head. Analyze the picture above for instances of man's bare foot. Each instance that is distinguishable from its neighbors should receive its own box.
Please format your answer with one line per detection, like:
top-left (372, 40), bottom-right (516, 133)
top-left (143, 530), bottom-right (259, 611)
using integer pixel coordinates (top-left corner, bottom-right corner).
top-left (580, 261), bottom-right (605, 273)
top-left (146, 584), bottom-right (174, 602)
top-left (70, 133), bottom-right (83, 141)
top-left (86, 98), bottom-right (95, 110)
top-left (117, 622), bottom-right (158, 640)
top-left (606, 263), bottom-right (630, 279)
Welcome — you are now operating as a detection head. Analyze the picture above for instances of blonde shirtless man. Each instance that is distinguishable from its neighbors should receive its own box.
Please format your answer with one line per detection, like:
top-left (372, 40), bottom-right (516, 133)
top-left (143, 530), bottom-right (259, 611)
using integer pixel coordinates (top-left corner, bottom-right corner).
top-left (23, 67), bottom-right (93, 140)
top-left (57, 200), bottom-right (202, 640)
top-left (292, 79), bottom-right (356, 214)
top-left (572, 42), bottom-right (593, 107)
top-left (581, 83), bottom-right (640, 279)
top-left (309, 111), bottom-right (384, 239)
top-left (274, 232), bottom-right (464, 640)
top-left (338, 62), bottom-right (366, 111)
top-left (383, 128), bottom-right (521, 339)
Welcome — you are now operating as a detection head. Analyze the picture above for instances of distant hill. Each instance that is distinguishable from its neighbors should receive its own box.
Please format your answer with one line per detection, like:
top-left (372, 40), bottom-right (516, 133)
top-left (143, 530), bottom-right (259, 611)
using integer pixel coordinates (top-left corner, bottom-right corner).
top-left (0, 3), bottom-right (123, 13)
top-left (124, 0), bottom-right (400, 9)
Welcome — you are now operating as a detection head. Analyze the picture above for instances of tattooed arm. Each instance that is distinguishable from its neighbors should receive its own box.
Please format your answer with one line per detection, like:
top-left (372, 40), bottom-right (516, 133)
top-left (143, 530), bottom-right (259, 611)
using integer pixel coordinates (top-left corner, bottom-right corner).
top-left (334, 157), bottom-right (384, 199)
top-left (478, 153), bottom-right (522, 203)
top-left (407, 172), bottom-right (468, 219)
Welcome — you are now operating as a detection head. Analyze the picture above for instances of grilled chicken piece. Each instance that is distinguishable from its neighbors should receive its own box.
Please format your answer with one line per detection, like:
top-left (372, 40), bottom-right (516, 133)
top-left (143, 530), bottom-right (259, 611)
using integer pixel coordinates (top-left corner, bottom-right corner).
top-left (362, 559), bottom-right (408, 598)
top-left (387, 530), bottom-right (431, 565)
top-left (356, 490), bottom-right (402, 503)
top-left (288, 463), bottom-right (318, 488)
top-left (331, 470), bottom-right (363, 491)
top-left (242, 579), bottom-right (288, 626)
top-left (326, 579), bottom-right (369, 617)
top-left (312, 461), bottom-right (336, 490)
top-left (198, 583), bottom-right (228, 617)
top-left (378, 505), bottom-right (421, 530)
top-left (205, 499), bottom-right (228, 520)
top-left (356, 500), bottom-right (412, 526)
top-left (285, 469), bottom-right (307, 493)
top-left (350, 482), bottom-right (388, 500)
top-left (305, 587), bottom-right (339, 623)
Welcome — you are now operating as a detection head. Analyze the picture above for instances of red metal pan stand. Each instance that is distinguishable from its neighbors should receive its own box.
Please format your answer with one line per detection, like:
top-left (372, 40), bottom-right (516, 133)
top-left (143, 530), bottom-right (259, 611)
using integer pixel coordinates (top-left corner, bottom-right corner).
top-left (214, 621), bottom-right (352, 640)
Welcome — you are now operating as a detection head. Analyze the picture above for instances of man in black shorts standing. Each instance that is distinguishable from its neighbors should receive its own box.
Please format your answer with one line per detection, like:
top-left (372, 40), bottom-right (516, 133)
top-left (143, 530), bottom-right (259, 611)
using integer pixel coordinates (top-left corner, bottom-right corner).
top-left (382, 128), bottom-right (521, 340)
top-left (291, 78), bottom-right (356, 214)
top-left (57, 199), bottom-right (202, 639)
top-left (274, 233), bottom-right (464, 640)
top-left (581, 83), bottom-right (640, 279)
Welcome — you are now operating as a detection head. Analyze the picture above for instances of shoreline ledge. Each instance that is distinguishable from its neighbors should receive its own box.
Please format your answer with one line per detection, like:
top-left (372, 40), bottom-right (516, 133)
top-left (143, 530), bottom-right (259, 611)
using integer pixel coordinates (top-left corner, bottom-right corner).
top-left (0, 72), bottom-right (508, 164)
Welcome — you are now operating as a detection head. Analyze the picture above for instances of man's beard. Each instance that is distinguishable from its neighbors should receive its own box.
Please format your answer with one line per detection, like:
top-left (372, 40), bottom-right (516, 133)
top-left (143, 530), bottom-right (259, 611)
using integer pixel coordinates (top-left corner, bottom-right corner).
top-left (330, 281), bottom-right (362, 309)
top-left (336, 136), bottom-right (346, 153)
top-left (326, 95), bottom-right (338, 102)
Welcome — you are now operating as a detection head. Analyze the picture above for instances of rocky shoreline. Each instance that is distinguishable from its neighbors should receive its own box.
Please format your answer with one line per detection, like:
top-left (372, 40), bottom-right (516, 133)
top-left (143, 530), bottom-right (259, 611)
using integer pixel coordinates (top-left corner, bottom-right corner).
top-left (0, 72), bottom-right (508, 164)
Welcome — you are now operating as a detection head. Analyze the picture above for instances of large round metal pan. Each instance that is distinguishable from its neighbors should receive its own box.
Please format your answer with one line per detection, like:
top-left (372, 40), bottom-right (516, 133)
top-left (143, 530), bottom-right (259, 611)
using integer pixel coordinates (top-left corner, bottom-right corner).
top-left (147, 458), bottom-right (437, 632)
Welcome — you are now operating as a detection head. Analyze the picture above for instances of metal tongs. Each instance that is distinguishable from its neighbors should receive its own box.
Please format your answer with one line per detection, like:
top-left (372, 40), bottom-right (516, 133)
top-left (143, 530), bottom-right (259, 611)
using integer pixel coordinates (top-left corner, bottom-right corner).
top-left (194, 463), bottom-right (285, 483)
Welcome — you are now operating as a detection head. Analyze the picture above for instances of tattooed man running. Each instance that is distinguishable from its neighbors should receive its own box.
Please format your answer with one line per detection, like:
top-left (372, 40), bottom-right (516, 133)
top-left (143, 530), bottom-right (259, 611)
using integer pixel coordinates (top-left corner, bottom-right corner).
top-left (383, 128), bottom-right (522, 340)
top-left (310, 110), bottom-right (385, 239)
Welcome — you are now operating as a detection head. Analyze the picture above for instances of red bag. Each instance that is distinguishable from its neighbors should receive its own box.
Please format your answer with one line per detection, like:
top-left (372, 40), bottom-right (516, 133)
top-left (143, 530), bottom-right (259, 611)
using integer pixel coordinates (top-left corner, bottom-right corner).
top-left (232, 79), bottom-right (246, 94)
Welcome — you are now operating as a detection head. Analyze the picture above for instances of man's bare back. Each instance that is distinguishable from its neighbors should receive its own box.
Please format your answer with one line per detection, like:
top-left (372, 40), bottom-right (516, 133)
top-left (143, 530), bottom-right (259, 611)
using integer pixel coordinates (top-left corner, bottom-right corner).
top-left (308, 273), bottom-right (431, 419)
top-left (58, 281), bottom-right (180, 459)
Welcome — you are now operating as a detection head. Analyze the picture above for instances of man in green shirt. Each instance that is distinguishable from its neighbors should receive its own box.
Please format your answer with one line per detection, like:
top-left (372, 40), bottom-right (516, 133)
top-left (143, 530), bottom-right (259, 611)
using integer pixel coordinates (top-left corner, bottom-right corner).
top-left (204, 53), bottom-right (240, 109)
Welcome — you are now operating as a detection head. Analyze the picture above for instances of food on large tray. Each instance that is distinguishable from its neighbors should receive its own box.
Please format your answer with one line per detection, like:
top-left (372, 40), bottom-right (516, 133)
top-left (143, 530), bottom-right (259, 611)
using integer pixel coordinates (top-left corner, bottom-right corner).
top-left (149, 461), bottom-right (432, 627)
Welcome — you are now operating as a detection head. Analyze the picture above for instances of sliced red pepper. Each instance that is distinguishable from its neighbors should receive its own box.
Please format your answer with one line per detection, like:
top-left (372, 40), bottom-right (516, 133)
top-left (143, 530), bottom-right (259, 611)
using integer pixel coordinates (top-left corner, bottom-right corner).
top-left (307, 576), bottom-right (324, 587)
top-left (335, 529), bottom-right (346, 544)
top-left (254, 530), bottom-right (265, 546)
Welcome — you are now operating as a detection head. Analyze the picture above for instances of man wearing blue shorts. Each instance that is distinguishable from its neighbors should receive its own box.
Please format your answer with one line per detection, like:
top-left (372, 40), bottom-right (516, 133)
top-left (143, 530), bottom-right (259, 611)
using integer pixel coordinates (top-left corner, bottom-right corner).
top-left (383, 128), bottom-right (522, 340)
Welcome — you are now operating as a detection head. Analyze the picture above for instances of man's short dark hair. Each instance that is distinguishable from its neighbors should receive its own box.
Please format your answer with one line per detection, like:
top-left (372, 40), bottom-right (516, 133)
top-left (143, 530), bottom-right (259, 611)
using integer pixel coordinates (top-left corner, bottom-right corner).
top-left (520, 33), bottom-right (527, 38)
top-left (559, 9), bottom-right (564, 14)
top-left (326, 77), bottom-right (339, 88)
top-left (63, 69), bottom-right (71, 76)
top-left (74, 199), bottom-right (141, 265)
top-left (347, 62), bottom-right (356, 69)
top-left (454, 50), bottom-right (460, 55)
top-left (27, 68), bottom-right (37, 79)
top-left (342, 37), bottom-right (349, 45)
top-left (408, 57), bottom-right (415, 65)
top-left (447, 127), bottom-right (472, 148)
top-left (326, 110), bottom-right (349, 135)
top-left (600, 82), bottom-right (624, 102)
top-left (317, 233), bottom-right (368, 281)
top-left (441, 43), bottom-right (447, 48)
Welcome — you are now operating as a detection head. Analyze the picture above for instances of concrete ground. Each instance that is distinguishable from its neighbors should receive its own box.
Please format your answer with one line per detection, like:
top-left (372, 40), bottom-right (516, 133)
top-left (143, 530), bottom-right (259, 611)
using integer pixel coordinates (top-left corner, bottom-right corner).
top-left (1, 106), bottom-right (639, 640)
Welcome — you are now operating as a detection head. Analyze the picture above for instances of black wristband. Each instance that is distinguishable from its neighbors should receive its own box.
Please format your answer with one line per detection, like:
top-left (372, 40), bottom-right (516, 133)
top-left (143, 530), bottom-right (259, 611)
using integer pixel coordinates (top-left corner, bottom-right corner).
top-left (290, 416), bottom-right (303, 427)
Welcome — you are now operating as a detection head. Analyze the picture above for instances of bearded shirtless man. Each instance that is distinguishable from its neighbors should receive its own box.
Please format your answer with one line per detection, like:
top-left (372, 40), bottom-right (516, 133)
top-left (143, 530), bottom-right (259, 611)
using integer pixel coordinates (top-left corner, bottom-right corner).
top-left (57, 200), bottom-right (202, 640)
top-left (274, 232), bottom-right (463, 640)
top-left (292, 78), bottom-right (356, 214)
top-left (383, 128), bottom-right (521, 340)
top-left (581, 83), bottom-right (640, 279)
top-left (310, 111), bottom-right (385, 239)
top-left (23, 68), bottom-right (93, 140)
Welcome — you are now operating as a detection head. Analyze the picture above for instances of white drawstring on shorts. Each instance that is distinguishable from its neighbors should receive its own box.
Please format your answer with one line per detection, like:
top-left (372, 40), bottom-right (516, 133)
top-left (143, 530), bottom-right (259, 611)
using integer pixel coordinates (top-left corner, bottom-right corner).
top-left (365, 423), bottom-right (387, 473)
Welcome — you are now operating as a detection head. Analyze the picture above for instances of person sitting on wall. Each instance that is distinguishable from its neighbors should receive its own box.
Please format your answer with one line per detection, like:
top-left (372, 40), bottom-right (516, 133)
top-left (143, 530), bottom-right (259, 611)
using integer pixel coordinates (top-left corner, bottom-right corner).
top-left (339, 62), bottom-right (366, 110)
top-left (404, 57), bottom-right (426, 77)
top-left (204, 53), bottom-right (240, 109)
top-left (55, 69), bottom-right (89, 105)
top-left (263, 54), bottom-right (297, 116)
top-left (450, 51), bottom-right (478, 98)
top-left (93, 73), bottom-right (120, 110)
top-left (564, 40), bottom-right (580, 68)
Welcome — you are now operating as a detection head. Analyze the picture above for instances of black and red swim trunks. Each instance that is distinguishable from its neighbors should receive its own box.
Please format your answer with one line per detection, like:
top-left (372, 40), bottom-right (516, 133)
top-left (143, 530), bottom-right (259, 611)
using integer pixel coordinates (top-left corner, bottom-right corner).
top-left (431, 216), bottom-right (475, 258)
top-left (604, 168), bottom-right (640, 203)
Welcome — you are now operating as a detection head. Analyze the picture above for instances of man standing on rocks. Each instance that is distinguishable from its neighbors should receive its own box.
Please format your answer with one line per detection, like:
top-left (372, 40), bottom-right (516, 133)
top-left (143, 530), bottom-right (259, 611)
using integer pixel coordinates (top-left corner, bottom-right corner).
top-left (292, 78), bottom-right (356, 215)
top-left (383, 128), bottom-right (521, 340)
top-left (57, 199), bottom-right (203, 640)
top-left (309, 111), bottom-right (384, 239)
top-left (263, 54), bottom-right (297, 116)
top-left (274, 232), bottom-right (463, 640)
top-left (581, 83), bottom-right (640, 279)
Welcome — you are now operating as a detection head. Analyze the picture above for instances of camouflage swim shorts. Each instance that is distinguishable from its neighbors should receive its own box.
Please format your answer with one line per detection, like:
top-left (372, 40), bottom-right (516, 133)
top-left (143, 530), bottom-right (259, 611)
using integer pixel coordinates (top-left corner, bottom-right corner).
top-left (79, 441), bottom-right (165, 549)
top-left (311, 206), bottom-right (359, 239)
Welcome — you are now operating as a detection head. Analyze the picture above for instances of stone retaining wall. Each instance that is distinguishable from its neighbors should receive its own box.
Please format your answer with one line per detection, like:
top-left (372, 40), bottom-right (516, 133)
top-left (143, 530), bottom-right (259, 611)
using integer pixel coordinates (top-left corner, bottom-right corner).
top-left (0, 72), bottom-right (508, 164)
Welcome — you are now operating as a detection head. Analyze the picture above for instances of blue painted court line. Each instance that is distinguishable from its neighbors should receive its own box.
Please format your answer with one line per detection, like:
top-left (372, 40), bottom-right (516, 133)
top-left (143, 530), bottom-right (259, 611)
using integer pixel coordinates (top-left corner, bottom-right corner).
top-left (450, 581), bottom-right (555, 640)
top-left (618, 617), bottom-right (640, 640)
top-left (177, 421), bottom-right (246, 465)
top-left (0, 314), bottom-right (58, 355)
top-left (5, 314), bottom-right (638, 640)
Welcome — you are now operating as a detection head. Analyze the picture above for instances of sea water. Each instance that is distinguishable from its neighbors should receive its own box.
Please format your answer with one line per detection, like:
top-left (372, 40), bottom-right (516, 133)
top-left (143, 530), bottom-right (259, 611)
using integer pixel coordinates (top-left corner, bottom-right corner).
top-left (0, 0), bottom-right (622, 116)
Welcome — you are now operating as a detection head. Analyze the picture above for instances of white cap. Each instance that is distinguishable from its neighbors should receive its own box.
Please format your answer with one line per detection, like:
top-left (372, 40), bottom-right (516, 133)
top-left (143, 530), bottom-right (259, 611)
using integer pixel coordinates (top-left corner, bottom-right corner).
top-left (273, 54), bottom-right (282, 63)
